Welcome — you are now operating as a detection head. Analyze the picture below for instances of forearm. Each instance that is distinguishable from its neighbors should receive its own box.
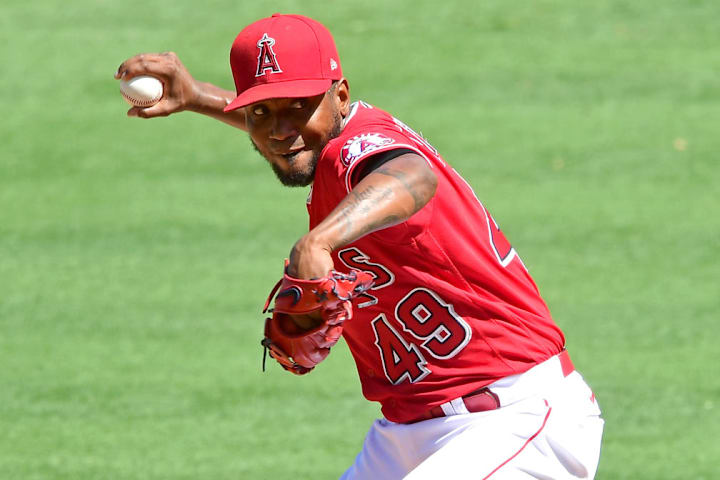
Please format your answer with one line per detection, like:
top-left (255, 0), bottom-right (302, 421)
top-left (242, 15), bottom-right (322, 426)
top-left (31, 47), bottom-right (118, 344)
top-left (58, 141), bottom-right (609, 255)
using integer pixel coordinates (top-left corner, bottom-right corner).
top-left (288, 153), bottom-right (436, 279)
top-left (187, 81), bottom-right (247, 131)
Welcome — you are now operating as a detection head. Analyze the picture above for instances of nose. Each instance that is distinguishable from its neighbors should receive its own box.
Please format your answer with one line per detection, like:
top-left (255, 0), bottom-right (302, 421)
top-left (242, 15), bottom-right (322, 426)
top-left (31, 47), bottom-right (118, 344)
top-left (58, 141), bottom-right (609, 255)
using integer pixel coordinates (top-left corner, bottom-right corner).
top-left (269, 115), bottom-right (298, 141)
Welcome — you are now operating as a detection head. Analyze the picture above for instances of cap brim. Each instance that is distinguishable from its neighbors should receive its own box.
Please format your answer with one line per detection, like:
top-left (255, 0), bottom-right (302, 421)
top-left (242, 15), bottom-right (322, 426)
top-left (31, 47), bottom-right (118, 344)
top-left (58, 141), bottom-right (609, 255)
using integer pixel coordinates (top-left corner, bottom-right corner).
top-left (223, 79), bottom-right (332, 112)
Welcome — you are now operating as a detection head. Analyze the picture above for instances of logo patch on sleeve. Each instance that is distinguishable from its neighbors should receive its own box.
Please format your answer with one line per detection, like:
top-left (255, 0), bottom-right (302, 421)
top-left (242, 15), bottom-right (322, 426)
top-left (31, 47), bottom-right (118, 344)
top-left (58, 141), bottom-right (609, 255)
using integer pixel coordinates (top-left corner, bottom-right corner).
top-left (341, 133), bottom-right (395, 166)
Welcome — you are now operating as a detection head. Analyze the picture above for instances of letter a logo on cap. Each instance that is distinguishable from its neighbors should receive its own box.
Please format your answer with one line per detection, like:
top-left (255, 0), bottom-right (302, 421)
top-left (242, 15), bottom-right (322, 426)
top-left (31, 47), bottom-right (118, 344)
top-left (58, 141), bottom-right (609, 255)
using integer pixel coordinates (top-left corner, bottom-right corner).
top-left (255, 33), bottom-right (282, 77)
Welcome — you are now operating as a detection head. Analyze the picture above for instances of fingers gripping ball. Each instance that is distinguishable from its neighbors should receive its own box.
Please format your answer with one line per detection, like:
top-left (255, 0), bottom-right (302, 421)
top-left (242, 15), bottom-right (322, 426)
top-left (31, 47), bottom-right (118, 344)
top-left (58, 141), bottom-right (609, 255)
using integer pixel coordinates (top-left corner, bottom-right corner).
top-left (261, 262), bottom-right (375, 375)
top-left (119, 75), bottom-right (164, 107)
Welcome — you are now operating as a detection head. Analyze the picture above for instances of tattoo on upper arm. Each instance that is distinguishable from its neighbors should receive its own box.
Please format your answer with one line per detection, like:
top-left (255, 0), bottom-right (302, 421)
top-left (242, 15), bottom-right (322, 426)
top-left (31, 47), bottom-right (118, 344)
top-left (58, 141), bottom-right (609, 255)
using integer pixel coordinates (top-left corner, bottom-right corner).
top-left (373, 163), bottom-right (433, 213)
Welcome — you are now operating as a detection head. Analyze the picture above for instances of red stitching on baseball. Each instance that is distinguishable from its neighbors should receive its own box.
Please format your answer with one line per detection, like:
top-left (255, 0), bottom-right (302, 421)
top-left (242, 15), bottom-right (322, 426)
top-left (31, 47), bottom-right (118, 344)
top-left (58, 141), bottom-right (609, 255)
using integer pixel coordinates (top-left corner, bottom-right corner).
top-left (121, 88), bottom-right (161, 107)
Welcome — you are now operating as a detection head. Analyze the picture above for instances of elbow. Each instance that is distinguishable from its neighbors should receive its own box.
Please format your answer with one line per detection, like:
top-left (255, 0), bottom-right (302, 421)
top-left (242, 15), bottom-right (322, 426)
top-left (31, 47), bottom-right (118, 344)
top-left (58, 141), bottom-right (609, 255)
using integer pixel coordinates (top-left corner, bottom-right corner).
top-left (418, 164), bottom-right (438, 211)
top-left (426, 167), bottom-right (438, 199)
top-left (402, 156), bottom-right (437, 215)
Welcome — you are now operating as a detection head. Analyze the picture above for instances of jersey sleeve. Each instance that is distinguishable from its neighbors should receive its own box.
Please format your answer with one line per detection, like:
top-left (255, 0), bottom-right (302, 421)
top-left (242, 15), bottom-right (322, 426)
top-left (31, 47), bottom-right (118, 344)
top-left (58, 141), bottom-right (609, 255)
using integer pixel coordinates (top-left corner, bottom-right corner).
top-left (347, 147), bottom-right (416, 189)
top-left (338, 128), bottom-right (433, 194)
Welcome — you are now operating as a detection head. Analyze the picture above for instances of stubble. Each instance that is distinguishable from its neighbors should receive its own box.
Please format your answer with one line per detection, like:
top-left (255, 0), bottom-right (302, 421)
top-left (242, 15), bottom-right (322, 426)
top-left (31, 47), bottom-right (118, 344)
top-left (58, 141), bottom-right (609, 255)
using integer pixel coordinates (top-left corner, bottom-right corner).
top-left (249, 108), bottom-right (343, 187)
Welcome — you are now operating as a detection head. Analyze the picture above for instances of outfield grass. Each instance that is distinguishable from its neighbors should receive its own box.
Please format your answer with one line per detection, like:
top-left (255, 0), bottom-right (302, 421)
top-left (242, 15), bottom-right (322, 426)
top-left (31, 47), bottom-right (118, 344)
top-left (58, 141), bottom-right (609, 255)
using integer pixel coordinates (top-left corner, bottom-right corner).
top-left (1, 0), bottom-right (718, 478)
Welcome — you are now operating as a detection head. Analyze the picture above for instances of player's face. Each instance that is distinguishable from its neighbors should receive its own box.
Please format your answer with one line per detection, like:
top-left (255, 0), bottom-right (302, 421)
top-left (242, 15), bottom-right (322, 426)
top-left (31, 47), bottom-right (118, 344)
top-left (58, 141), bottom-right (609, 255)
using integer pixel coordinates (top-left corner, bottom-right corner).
top-left (245, 83), bottom-right (347, 187)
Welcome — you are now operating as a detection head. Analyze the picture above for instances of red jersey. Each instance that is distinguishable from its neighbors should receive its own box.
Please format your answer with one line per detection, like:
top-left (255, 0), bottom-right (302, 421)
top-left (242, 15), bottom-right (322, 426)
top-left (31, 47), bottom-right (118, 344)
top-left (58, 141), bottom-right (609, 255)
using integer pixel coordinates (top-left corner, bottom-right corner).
top-left (307, 101), bottom-right (565, 423)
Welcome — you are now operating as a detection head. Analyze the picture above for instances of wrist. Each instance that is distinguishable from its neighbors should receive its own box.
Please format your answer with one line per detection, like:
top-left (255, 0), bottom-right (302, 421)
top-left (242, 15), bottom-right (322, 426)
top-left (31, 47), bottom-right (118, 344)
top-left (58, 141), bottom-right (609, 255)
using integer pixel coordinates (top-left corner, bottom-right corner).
top-left (288, 232), bottom-right (335, 280)
top-left (301, 230), bottom-right (334, 255)
top-left (187, 81), bottom-right (231, 114)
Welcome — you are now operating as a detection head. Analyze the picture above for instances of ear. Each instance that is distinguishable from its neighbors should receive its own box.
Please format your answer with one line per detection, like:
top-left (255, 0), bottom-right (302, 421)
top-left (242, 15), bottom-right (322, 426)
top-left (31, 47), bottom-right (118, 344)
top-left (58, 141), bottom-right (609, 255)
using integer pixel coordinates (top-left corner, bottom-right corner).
top-left (334, 78), bottom-right (350, 117)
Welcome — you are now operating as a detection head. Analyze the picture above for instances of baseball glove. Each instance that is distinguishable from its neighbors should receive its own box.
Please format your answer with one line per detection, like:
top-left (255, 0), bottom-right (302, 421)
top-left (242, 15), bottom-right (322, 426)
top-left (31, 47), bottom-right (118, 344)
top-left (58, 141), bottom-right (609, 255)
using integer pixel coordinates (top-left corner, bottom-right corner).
top-left (261, 261), bottom-right (374, 375)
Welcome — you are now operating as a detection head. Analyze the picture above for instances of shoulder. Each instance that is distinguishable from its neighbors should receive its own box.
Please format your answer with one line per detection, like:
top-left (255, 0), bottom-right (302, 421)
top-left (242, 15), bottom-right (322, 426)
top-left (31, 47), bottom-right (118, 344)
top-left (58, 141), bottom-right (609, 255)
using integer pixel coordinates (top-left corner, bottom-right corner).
top-left (333, 102), bottom-right (420, 168)
top-left (316, 101), bottom-right (435, 193)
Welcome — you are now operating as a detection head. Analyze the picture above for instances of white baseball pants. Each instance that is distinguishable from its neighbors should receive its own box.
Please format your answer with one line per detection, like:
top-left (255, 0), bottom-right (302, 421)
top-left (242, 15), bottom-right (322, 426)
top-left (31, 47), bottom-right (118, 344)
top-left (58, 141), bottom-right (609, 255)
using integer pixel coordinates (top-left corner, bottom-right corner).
top-left (340, 353), bottom-right (604, 479)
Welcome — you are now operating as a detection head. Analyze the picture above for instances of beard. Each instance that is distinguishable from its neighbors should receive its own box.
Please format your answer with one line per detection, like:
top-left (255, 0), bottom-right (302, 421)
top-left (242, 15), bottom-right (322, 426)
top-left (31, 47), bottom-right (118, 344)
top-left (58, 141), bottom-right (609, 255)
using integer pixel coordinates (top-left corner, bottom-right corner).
top-left (249, 109), bottom-right (343, 187)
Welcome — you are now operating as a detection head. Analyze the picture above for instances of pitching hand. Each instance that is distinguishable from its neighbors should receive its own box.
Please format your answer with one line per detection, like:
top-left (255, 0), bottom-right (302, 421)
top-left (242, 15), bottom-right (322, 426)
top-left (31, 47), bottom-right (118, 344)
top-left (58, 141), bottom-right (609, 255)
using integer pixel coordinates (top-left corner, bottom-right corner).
top-left (115, 52), bottom-right (198, 118)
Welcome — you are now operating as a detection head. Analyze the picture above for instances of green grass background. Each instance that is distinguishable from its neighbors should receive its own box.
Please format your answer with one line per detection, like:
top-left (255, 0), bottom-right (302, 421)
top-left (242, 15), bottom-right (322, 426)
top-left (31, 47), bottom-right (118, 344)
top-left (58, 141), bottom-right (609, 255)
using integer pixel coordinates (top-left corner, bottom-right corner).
top-left (1, 0), bottom-right (718, 478)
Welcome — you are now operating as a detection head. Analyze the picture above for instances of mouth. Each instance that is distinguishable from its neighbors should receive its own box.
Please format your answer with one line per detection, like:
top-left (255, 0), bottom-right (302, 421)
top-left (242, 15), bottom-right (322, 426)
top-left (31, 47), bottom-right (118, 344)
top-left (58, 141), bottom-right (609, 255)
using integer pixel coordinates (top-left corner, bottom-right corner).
top-left (277, 148), bottom-right (304, 163)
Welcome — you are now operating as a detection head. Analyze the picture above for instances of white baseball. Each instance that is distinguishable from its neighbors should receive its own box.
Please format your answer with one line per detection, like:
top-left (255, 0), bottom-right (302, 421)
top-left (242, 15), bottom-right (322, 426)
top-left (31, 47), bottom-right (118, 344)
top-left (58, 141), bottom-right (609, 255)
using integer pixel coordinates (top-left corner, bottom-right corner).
top-left (119, 75), bottom-right (164, 107)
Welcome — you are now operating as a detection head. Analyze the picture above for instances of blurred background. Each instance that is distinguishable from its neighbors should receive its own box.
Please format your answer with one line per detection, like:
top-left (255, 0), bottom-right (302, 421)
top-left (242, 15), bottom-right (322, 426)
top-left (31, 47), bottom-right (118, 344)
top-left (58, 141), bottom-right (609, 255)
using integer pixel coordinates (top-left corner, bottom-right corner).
top-left (1, 0), bottom-right (718, 478)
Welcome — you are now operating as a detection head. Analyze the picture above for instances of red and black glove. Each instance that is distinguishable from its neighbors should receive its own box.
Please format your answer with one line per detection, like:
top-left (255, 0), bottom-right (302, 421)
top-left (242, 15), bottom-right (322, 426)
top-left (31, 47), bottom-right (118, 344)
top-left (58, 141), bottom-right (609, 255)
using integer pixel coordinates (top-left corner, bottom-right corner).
top-left (261, 261), bottom-right (374, 375)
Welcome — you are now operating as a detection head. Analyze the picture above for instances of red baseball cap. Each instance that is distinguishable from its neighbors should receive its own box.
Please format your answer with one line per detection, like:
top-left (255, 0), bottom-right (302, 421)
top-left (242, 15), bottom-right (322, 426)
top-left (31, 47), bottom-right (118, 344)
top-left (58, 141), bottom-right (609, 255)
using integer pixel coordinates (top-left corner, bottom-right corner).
top-left (224, 14), bottom-right (343, 112)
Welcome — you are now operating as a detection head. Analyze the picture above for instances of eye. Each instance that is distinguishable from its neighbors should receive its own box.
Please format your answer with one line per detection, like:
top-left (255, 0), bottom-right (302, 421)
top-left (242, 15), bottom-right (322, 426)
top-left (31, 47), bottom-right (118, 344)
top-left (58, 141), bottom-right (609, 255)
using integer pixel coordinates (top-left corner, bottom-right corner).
top-left (251, 104), bottom-right (268, 116)
top-left (290, 99), bottom-right (307, 109)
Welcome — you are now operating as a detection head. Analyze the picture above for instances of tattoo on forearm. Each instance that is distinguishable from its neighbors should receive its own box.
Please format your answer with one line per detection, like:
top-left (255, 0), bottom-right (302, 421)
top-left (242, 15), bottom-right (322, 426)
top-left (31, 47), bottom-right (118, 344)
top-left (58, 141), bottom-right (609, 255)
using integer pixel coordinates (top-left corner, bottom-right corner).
top-left (363, 214), bottom-right (402, 236)
top-left (327, 159), bottom-right (436, 249)
top-left (335, 185), bottom-right (395, 246)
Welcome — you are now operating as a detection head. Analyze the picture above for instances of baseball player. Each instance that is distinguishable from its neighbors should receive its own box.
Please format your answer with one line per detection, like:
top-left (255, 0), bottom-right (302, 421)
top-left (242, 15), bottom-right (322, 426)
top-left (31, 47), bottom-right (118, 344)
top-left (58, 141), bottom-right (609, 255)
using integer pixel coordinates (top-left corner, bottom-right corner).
top-left (116, 13), bottom-right (604, 479)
